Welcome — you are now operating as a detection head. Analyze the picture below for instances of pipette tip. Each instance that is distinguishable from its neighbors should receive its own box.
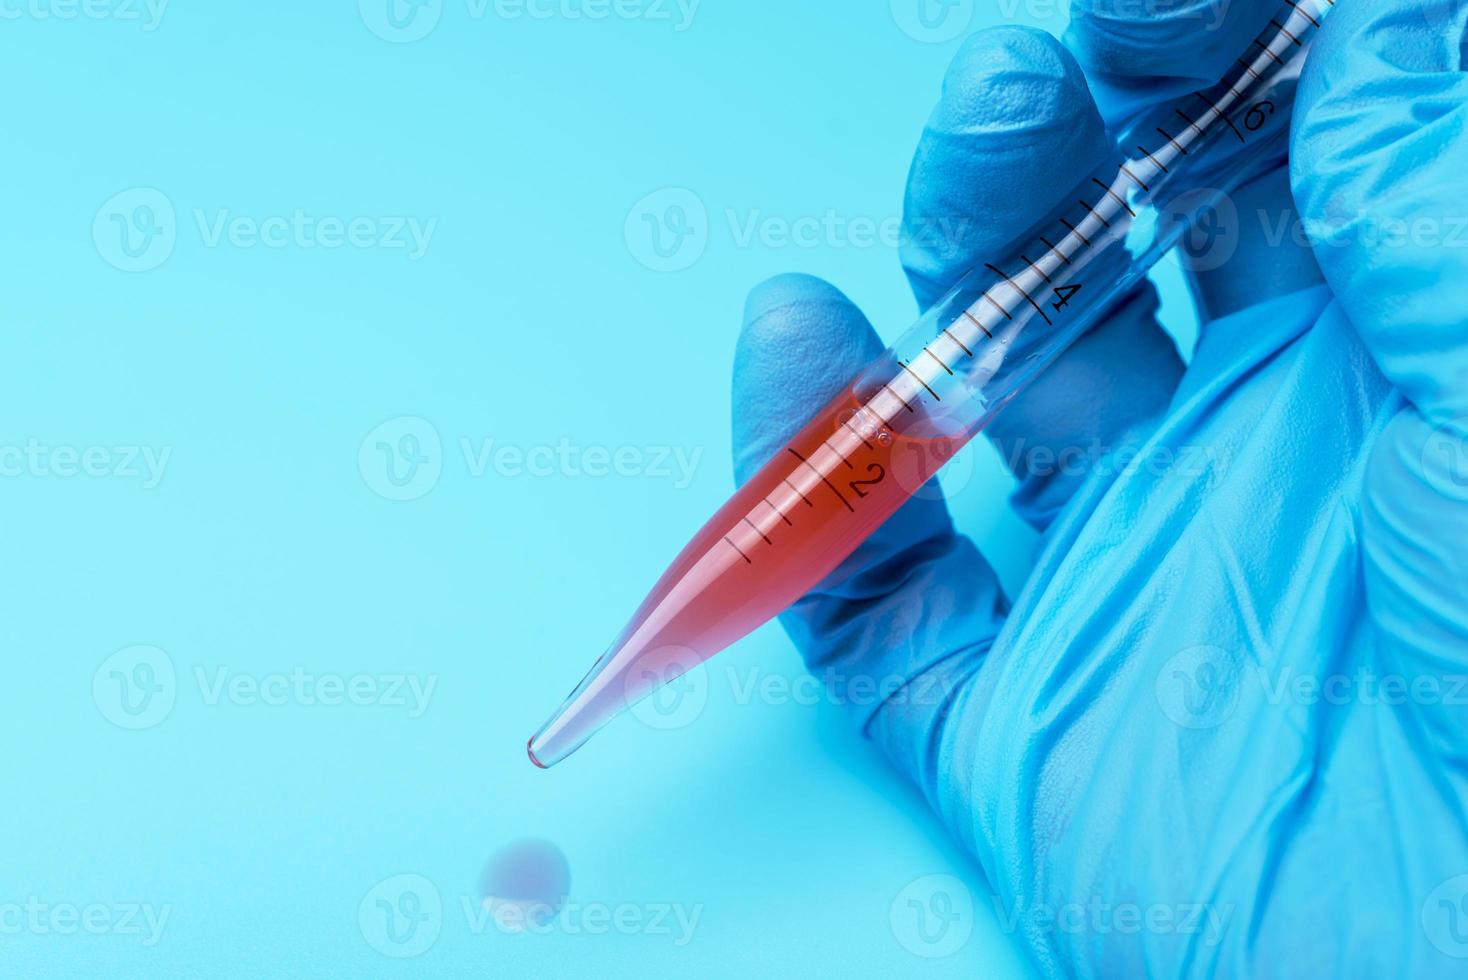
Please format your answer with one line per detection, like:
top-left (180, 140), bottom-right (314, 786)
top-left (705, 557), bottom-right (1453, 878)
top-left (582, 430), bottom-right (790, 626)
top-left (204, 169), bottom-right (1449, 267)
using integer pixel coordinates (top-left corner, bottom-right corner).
top-left (526, 737), bottom-right (549, 770)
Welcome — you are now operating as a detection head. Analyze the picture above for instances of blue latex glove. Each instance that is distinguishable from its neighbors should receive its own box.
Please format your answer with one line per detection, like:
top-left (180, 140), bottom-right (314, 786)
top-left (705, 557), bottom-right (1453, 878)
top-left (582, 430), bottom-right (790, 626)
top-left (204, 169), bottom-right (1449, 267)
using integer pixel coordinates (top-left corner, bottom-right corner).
top-left (731, 1), bottom-right (1468, 975)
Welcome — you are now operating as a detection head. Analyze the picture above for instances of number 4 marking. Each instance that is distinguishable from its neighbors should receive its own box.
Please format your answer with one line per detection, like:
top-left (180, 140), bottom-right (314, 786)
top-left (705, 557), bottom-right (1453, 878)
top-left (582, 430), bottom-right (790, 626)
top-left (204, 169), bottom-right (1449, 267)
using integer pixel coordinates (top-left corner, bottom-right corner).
top-left (1052, 284), bottom-right (1083, 311)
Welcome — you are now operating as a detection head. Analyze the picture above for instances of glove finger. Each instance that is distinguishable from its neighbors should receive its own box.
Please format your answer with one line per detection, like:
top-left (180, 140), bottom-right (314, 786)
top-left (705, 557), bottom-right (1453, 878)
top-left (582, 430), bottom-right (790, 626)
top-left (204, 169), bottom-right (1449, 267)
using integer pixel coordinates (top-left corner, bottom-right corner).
top-left (1291, 0), bottom-right (1468, 423)
top-left (733, 273), bottom-right (953, 566)
top-left (731, 273), bottom-right (1009, 803)
top-left (1064, 0), bottom-right (1278, 89)
top-left (900, 26), bottom-right (1110, 310)
top-left (733, 274), bottom-right (885, 484)
top-left (1291, 0), bottom-right (1468, 764)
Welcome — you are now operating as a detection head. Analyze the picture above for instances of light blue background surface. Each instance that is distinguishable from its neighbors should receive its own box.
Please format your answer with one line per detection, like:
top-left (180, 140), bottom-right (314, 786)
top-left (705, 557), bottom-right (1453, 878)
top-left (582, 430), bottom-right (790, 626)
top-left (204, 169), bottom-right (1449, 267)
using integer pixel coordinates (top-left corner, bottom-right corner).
top-left (1, 1), bottom-right (1196, 975)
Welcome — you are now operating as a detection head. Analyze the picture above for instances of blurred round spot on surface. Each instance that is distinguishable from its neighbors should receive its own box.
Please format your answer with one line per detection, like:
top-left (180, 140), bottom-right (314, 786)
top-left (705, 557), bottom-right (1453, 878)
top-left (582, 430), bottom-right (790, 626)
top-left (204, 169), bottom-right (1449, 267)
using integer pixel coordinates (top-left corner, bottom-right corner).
top-left (479, 838), bottom-right (571, 932)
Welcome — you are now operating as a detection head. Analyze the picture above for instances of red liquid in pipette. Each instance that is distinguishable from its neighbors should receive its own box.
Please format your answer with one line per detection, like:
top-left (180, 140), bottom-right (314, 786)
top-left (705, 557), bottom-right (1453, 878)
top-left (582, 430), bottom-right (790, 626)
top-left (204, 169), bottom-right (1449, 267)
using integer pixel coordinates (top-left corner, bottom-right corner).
top-left (527, 385), bottom-right (960, 765)
top-left (531, 0), bottom-right (1336, 767)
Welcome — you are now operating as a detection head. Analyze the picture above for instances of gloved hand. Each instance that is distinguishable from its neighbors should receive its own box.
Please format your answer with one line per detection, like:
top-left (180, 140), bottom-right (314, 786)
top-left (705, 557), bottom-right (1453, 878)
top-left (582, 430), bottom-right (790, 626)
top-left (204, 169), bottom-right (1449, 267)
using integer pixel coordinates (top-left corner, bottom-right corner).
top-left (730, 1), bottom-right (1468, 976)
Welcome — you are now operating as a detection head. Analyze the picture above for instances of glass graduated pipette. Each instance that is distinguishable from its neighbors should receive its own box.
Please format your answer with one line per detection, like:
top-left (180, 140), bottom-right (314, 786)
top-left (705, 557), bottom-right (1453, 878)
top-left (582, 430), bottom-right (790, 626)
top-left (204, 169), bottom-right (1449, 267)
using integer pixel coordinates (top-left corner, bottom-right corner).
top-left (529, 0), bottom-right (1336, 768)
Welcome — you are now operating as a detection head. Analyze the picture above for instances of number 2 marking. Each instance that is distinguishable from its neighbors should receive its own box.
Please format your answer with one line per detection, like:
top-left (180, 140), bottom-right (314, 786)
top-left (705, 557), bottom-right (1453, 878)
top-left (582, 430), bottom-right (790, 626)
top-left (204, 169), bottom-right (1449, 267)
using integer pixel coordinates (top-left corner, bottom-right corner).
top-left (847, 463), bottom-right (886, 499)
